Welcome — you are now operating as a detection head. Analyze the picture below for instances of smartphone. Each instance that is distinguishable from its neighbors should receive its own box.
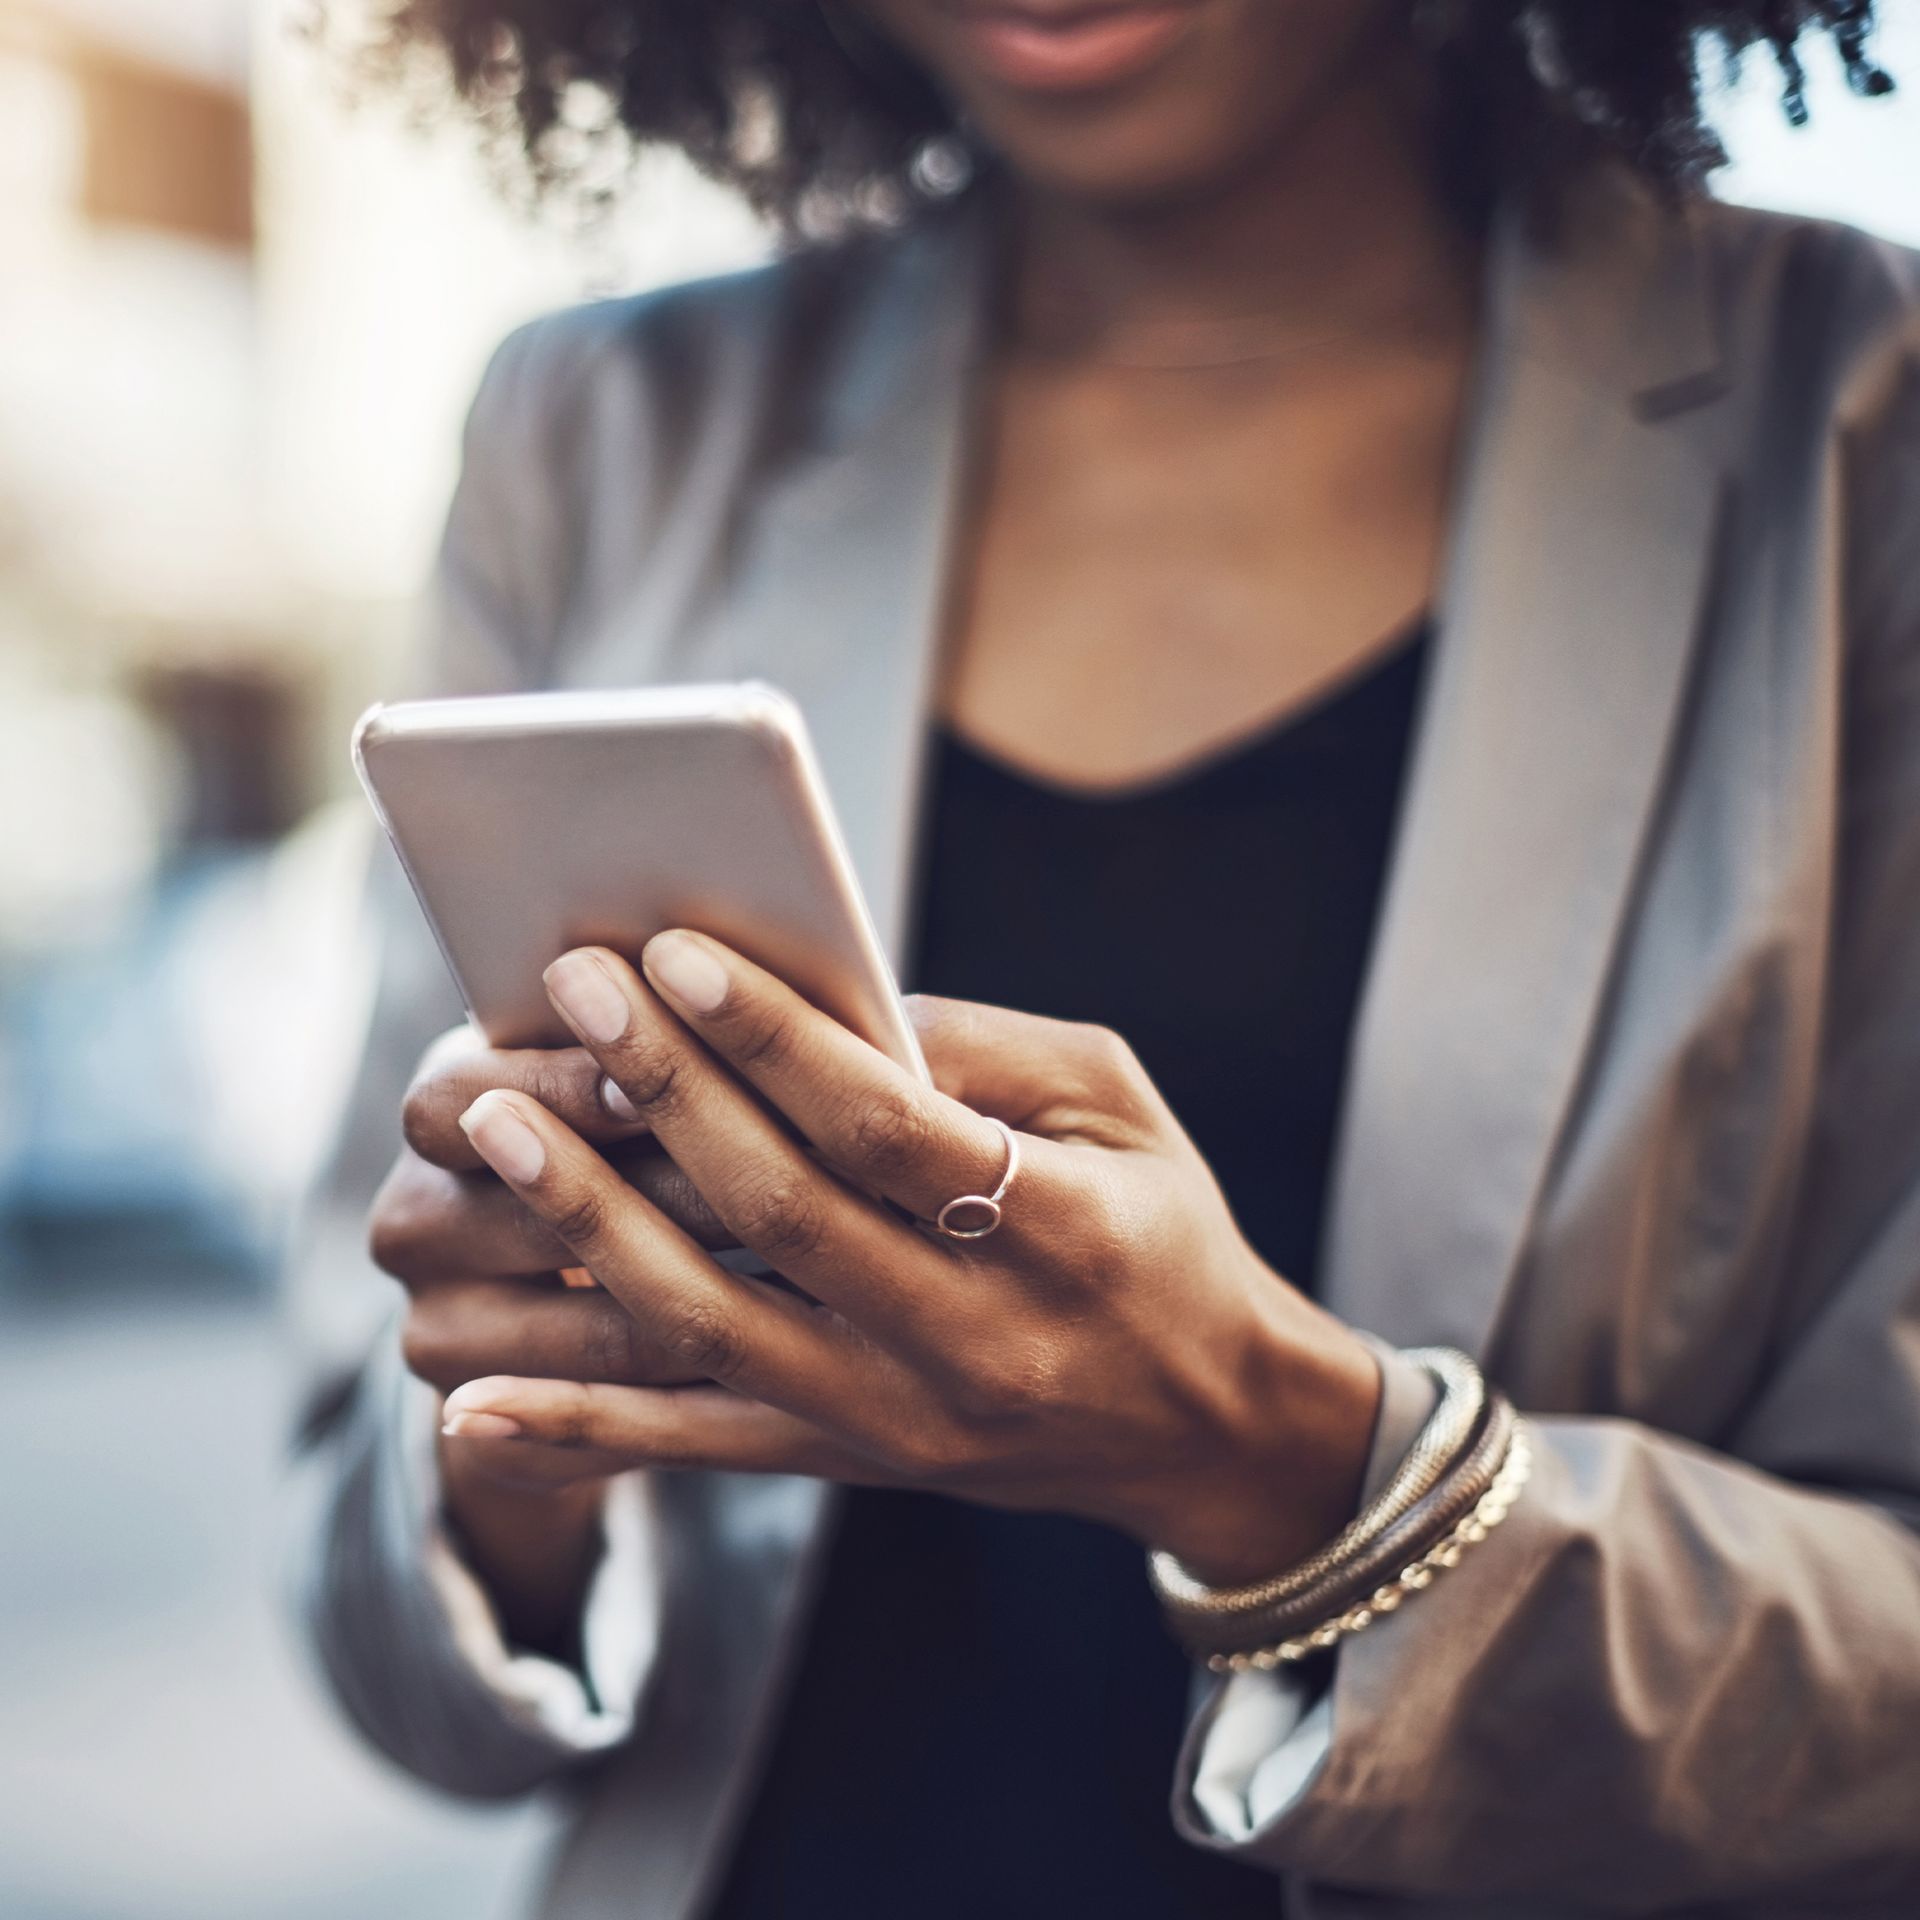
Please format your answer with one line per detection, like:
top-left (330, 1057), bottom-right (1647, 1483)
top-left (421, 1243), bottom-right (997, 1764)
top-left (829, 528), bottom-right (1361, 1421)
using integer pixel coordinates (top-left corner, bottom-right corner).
top-left (351, 681), bottom-right (926, 1078)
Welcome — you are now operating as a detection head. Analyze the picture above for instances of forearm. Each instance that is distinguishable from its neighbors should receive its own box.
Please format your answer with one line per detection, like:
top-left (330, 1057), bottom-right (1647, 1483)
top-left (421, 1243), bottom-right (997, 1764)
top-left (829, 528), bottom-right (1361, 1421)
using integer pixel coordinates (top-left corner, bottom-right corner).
top-left (1179, 1410), bottom-right (1920, 1907)
top-left (437, 1439), bottom-right (610, 1658)
top-left (291, 1331), bottom-right (658, 1798)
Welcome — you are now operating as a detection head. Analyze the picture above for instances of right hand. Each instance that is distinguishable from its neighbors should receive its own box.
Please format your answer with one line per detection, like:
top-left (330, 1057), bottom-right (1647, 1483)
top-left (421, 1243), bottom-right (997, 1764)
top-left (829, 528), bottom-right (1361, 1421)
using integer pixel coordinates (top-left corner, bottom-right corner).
top-left (372, 1023), bottom-right (736, 1495)
top-left (372, 1023), bottom-right (743, 1649)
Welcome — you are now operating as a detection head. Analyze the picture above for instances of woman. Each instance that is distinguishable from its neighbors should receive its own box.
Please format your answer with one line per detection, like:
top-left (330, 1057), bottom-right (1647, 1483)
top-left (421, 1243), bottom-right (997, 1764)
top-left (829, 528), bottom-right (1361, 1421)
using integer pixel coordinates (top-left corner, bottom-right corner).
top-left (293, 3), bottom-right (1920, 1914)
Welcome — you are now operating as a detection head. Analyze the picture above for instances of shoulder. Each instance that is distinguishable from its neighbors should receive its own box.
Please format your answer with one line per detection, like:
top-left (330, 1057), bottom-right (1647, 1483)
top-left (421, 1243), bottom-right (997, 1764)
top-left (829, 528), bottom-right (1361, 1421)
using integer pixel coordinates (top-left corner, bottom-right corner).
top-left (459, 225), bottom-right (916, 477)
top-left (1692, 201), bottom-right (1918, 654)
top-left (1691, 197), bottom-right (1920, 409)
top-left (1693, 193), bottom-right (1920, 297)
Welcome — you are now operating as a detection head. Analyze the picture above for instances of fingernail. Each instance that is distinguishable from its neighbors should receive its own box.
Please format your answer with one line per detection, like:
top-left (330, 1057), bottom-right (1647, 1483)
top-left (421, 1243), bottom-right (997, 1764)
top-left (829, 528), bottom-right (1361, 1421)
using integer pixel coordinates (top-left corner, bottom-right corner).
top-left (601, 1076), bottom-right (641, 1123)
top-left (445, 1378), bottom-right (523, 1428)
top-left (643, 931), bottom-right (730, 1014)
top-left (459, 1092), bottom-right (547, 1184)
top-left (545, 951), bottom-right (632, 1046)
top-left (442, 1410), bottom-right (523, 1440)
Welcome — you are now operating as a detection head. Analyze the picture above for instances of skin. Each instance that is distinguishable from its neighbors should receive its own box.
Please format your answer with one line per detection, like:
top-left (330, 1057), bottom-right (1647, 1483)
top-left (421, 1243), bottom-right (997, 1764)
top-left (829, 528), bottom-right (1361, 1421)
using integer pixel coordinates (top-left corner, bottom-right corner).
top-left (913, 0), bottom-right (1478, 783)
top-left (444, 937), bottom-right (1380, 1579)
top-left (371, 0), bottom-right (1480, 1647)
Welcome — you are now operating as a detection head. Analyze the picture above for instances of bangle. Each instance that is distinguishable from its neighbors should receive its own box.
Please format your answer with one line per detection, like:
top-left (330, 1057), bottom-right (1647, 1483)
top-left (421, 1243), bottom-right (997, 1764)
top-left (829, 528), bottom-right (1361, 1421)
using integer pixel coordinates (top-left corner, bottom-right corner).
top-left (1205, 1419), bottom-right (1533, 1673)
top-left (1189, 1392), bottom-right (1518, 1656)
top-left (1149, 1346), bottom-right (1483, 1624)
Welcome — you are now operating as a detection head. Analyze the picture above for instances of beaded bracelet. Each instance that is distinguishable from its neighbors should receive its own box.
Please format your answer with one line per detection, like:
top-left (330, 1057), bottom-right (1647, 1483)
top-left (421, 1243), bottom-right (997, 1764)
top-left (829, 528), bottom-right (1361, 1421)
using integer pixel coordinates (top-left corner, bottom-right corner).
top-left (1205, 1421), bottom-right (1533, 1674)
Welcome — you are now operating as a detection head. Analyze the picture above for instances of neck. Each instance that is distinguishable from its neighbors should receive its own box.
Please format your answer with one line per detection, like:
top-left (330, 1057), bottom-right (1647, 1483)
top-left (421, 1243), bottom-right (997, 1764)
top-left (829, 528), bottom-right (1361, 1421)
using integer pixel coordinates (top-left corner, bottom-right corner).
top-left (1004, 65), bottom-right (1473, 354)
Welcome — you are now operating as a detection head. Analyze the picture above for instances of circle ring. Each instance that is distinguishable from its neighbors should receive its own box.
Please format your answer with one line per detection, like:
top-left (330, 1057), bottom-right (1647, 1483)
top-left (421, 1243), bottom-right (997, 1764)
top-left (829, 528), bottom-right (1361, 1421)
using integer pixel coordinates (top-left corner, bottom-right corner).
top-left (932, 1117), bottom-right (1021, 1242)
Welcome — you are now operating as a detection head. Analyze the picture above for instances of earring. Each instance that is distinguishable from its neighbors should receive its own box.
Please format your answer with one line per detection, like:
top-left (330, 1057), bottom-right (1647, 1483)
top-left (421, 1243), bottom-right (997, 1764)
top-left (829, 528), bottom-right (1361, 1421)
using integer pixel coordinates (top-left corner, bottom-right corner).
top-left (816, 0), bottom-right (975, 198)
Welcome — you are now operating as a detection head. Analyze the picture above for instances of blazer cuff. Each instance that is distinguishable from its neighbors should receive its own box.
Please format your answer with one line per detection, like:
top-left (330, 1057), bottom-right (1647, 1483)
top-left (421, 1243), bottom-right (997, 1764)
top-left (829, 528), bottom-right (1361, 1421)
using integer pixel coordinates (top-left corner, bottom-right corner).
top-left (1175, 1337), bottom-right (1440, 1843)
top-left (412, 1387), bottom-right (662, 1756)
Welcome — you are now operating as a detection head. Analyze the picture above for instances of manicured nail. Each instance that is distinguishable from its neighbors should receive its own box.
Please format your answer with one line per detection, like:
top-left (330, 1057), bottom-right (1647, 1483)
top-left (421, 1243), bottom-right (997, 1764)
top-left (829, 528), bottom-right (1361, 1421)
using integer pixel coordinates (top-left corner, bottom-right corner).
top-left (643, 931), bottom-right (730, 1014)
top-left (601, 1076), bottom-right (641, 1123)
top-left (442, 1410), bottom-right (523, 1440)
top-left (545, 951), bottom-right (632, 1046)
top-left (459, 1091), bottom-right (547, 1184)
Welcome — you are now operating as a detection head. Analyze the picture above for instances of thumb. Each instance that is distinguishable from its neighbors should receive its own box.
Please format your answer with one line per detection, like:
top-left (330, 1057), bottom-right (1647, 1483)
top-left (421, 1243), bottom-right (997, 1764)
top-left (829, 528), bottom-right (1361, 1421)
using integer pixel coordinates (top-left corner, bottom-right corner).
top-left (904, 995), bottom-right (1156, 1143)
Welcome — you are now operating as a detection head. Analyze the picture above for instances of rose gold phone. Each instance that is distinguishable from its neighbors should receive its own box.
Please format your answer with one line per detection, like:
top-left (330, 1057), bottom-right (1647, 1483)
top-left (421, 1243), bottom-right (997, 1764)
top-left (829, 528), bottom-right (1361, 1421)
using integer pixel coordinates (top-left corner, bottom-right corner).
top-left (351, 681), bottom-right (926, 1077)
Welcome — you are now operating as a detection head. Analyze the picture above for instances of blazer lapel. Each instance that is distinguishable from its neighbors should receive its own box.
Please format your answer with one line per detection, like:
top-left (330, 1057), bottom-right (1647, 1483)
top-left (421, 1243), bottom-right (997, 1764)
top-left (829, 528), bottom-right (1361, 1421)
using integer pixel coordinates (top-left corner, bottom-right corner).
top-left (706, 202), bottom-right (993, 963)
top-left (555, 172), bottom-right (1736, 1919)
top-left (707, 174), bottom-right (1734, 1375)
top-left (1318, 176), bottom-right (1730, 1359)
top-left (550, 210), bottom-right (995, 1920)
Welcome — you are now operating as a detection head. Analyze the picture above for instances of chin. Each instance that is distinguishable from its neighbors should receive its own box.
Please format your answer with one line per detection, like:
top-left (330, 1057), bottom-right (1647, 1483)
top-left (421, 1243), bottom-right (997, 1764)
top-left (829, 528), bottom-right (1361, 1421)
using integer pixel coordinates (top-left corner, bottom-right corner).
top-left (861, 0), bottom-right (1396, 216)
top-left (961, 80), bottom-right (1315, 214)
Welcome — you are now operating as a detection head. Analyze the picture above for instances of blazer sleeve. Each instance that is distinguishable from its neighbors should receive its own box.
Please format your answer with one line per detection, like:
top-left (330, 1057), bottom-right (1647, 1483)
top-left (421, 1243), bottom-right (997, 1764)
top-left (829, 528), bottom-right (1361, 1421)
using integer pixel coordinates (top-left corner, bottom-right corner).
top-left (283, 322), bottom-right (670, 1798)
top-left (1174, 275), bottom-right (1920, 1912)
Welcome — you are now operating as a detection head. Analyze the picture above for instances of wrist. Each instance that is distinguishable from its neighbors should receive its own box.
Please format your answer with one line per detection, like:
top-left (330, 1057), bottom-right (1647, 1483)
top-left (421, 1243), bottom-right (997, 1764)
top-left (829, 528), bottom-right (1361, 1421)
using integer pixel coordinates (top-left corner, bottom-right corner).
top-left (438, 1437), bottom-right (610, 1655)
top-left (1150, 1303), bottom-right (1381, 1590)
top-left (438, 1436), bottom-right (609, 1557)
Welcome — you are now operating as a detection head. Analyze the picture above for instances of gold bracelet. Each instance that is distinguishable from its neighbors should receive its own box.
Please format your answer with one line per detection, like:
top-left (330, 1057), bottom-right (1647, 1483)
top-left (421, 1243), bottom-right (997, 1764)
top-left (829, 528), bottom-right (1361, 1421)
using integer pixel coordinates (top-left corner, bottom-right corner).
top-left (1149, 1347), bottom-right (1484, 1622)
top-left (1189, 1392), bottom-right (1518, 1654)
top-left (1206, 1421), bottom-right (1534, 1674)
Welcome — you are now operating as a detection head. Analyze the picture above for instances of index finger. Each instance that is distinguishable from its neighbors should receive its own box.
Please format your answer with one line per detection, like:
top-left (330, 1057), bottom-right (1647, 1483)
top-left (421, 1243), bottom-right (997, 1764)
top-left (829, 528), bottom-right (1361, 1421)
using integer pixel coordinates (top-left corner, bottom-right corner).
top-left (403, 1026), bottom-right (651, 1171)
top-left (626, 934), bottom-right (1049, 1230)
top-left (454, 1087), bottom-right (884, 1438)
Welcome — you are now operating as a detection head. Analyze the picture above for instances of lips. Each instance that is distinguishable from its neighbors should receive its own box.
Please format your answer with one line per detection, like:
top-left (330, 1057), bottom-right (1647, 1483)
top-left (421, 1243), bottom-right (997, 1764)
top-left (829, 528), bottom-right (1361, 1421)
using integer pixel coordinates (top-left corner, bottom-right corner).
top-left (941, 2), bottom-right (1202, 94)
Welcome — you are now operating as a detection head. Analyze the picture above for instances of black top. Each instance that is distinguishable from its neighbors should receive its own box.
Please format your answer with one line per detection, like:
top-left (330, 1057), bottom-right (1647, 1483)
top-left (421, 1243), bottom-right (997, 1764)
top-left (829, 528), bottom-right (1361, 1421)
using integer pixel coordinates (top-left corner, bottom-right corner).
top-left (710, 627), bottom-right (1432, 1919)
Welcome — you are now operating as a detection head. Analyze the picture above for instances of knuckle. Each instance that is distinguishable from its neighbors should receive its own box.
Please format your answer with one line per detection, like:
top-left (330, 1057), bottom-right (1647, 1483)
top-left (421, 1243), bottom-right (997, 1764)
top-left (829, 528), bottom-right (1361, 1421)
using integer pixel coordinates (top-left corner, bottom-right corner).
top-left (729, 1001), bottom-right (797, 1069)
top-left (656, 1298), bottom-right (748, 1381)
top-left (845, 1085), bottom-right (933, 1181)
top-left (549, 1184), bottom-right (613, 1252)
top-left (535, 1048), bottom-right (601, 1124)
top-left (400, 1032), bottom-right (483, 1160)
top-left (1054, 1176), bottom-right (1133, 1289)
top-left (399, 1081), bottom-right (453, 1164)
top-left (398, 1299), bottom-right (454, 1388)
top-left (732, 1173), bottom-right (828, 1265)
top-left (397, 1314), bottom-right (433, 1382)
top-left (367, 1207), bottom-right (415, 1279)
top-left (607, 1036), bottom-right (687, 1117)
top-left (367, 1165), bottom-right (438, 1278)
top-left (1080, 1021), bottom-right (1144, 1086)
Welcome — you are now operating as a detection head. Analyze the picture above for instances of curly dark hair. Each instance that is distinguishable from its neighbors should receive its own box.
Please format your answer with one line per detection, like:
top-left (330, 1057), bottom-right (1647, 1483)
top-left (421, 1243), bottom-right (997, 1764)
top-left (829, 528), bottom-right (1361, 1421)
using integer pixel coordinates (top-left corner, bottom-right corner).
top-left (335, 1), bottom-right (1895, 231)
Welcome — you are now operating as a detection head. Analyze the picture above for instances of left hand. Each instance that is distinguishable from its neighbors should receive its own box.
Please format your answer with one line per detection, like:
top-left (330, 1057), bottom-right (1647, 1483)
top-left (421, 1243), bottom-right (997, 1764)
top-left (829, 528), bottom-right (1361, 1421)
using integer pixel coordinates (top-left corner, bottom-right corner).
top-left (444, 933), bottom-right (1382, 1585)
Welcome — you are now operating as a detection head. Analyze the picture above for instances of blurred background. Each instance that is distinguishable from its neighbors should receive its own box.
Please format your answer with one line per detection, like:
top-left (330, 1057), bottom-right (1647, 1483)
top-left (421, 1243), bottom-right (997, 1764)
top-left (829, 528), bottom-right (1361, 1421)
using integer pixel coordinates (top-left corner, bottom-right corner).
top-left (0, 5), bottom-right (1913, 1916)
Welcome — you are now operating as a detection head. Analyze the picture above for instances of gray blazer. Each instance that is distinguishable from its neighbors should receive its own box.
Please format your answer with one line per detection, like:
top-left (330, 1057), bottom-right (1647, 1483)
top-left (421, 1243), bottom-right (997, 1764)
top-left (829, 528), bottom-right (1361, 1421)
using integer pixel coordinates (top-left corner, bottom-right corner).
top-left (290, 171), bottom-right (1920, 1917)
